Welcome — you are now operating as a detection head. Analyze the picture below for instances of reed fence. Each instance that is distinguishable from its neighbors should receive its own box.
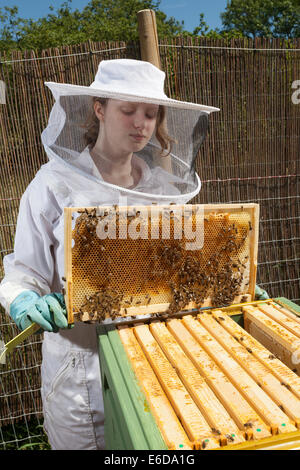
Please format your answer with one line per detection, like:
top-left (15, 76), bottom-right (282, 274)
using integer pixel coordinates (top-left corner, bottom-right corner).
top-left (0, 37), bottom-right (299, 442)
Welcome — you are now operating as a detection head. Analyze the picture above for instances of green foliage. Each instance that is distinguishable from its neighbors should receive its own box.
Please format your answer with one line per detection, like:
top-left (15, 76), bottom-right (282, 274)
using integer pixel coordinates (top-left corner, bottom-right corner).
top-left (0, 5), bottom-right (23, 50)
top-left (0, 418), bottom-right (51, 450)
top-left (192, 13), bottom-right (210, 36)
top-left (190, 13), bottom-right (245, 39)
top-left (0, 0), bottom-right (185, 52)
top-left (221, 0), bottom-right (300, 38)
top-left (1, 0), bottom-right (299, 53)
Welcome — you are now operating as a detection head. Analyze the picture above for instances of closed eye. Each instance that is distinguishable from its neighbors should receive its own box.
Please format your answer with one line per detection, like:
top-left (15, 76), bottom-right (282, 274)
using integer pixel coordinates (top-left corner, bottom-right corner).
top-left (146, 113), bottom-right (158, 119)
top-left (121, 108), bottom-right (158, 119)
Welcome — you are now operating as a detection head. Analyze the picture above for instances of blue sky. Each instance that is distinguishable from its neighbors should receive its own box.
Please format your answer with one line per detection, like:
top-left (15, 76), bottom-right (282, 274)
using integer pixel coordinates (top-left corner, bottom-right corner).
top-left (0, 0), bottom-right (228, 32)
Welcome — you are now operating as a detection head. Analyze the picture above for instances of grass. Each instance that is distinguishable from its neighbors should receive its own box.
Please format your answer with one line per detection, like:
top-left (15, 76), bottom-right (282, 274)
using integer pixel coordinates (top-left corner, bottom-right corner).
top-left (0, 417), bottom-right (51, 450)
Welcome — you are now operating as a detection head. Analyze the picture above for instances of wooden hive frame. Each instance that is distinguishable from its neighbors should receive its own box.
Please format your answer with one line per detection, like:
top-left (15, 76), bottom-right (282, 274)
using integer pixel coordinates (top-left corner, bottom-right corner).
top-left (243, 300), bottom-right (300, 375)
top-left (64, 203), bottom-right (259, 325)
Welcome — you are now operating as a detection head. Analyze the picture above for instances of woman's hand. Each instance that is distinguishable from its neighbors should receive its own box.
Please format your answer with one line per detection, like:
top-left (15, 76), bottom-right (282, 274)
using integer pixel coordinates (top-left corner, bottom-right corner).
top-left (10, 290), bottom-right (68, 332)
top-left (255, 285), bottom-right (270, 300)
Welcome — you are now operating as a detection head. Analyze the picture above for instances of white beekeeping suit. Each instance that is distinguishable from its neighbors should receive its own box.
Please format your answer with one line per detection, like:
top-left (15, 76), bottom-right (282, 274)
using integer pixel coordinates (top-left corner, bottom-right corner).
top-left (0, 59), bottom-right (219, 450)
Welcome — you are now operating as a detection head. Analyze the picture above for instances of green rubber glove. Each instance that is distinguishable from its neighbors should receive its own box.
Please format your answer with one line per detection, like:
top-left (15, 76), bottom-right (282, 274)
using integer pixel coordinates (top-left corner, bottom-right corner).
top-left (10, 290), bottom-right (69, 332)
top-left (255, 285), bottom-right (270, 300)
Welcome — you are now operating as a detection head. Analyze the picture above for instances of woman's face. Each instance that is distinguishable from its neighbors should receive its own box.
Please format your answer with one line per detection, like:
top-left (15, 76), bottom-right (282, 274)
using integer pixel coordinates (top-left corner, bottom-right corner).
top-left (94, 99), bottom-right (159, 155)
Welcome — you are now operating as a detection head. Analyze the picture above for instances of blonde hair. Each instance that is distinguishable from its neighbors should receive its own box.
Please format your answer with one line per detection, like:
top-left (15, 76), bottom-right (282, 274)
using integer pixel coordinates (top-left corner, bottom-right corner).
top-left (83, 97), bottom-right (174, 157)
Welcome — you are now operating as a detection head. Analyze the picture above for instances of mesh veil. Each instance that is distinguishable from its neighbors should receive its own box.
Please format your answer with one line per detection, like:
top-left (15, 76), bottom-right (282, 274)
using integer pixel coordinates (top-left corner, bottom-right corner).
top-left (41, 92), bottom-right (216, 204)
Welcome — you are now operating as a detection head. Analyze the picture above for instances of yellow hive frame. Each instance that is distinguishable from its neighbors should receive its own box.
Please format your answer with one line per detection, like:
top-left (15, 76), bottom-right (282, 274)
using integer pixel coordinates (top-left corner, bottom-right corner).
top-left (221, 429), bottom-right (300, 450)
top-left (215, 301), bottom-right (300, 450)
top-left (64, 203), bottom-right (259, 324)
top-left (117, 300), bottom-right (300, 450)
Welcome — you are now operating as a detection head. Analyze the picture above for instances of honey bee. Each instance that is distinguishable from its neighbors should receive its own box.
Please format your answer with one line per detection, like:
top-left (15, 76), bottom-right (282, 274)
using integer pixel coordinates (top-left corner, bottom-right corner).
top-left (201, 440), bottom-right (208, 449)
top-left (155, 313), bottom-right (168, 321)
top-left (244, 421), bottom-right (253, 428)
top-left (211, 428), bottom-right (221, 435)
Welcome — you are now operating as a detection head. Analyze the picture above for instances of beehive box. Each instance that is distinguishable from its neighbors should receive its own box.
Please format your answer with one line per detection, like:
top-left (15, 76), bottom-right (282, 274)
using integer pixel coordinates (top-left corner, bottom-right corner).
top-left (97, 298), bottom-right (300, 450)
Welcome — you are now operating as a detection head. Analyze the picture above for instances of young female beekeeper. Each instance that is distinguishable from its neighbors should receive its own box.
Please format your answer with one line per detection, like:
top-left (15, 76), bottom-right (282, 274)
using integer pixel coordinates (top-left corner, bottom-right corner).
top-left (0, 59), bottom-right (219, 449)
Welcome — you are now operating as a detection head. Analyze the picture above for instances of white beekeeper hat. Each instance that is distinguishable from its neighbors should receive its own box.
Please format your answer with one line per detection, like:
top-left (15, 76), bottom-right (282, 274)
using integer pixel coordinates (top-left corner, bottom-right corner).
top-left (45, 58), bottom-right (219, 113)
top-left (42, 59), bottom-right (220, 205)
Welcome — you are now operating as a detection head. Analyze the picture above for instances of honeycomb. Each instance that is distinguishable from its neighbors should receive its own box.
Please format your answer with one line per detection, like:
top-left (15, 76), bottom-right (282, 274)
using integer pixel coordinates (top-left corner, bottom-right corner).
top-left (64, 204), bottom-right (258, 323)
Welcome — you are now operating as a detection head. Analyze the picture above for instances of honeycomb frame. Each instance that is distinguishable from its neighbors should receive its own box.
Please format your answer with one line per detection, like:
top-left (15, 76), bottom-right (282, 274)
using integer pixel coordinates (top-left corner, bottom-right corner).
top-left (64, 203), bottom-right (259, 324)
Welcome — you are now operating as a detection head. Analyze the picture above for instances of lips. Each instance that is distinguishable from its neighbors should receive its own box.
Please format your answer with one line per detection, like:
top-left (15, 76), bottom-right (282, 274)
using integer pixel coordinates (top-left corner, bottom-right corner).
top-left (130, 134), bottom-right (145, 141)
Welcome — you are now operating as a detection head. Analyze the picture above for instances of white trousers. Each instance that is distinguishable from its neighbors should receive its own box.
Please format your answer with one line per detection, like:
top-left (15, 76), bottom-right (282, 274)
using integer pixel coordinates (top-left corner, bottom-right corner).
top-left (41, 323), bottom-right (105, 450)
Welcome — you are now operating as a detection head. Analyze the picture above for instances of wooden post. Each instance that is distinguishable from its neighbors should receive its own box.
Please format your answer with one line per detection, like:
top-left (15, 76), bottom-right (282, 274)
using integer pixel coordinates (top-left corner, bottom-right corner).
top-left (137, 9), bottom-right (172, 173)
top-left (137, 9), bottom-right (161, 68)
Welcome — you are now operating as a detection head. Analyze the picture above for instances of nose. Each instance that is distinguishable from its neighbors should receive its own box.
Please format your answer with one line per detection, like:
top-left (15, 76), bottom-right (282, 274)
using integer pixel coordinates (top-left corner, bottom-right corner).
top-left (133, 110), bottom-right (146, 130)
